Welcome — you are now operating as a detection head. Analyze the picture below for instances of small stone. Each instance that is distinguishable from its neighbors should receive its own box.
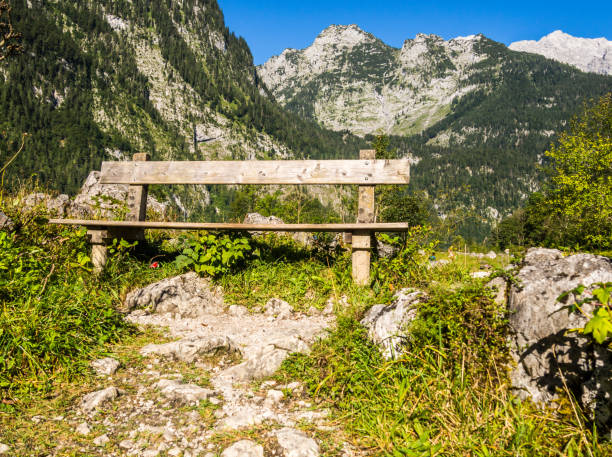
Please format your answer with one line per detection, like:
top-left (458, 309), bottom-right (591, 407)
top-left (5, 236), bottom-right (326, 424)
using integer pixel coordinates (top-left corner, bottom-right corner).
top-left (155, 379), bottom-right (216, 404)
top-left (275, 427), bottom-right (320, 457)
top-left (91, 357), bottom-right (121, 376)
top-left (168, 448), bottom-right (182, 457)
top-left (141, 336), bottom-right (237, 363)
top-left (53, 415), bottom-right (65, 421)
top-left (322, 299), bottom-right (334, 315)
top-left (470, 271), bottom-right (491, 279)
top-left (0, 211), bottom-right (14, 231)
top-left (31, 415), bottom-right (44, 423)
top-left (221, 439), bottom-right (264, 457)
top-left (142, 449), bottom-right (160, 457)
top-left (75, 422), bottom-right (91, 436)
top-left (80, 387), bottom-right (119, 413)
top-left (265, 298), bottom-right (293, 319)
top-left (228, 305), bottom-right (248, 316)
top-left (119, 439), bottom-right (134, 450)
top-left (486, 251), bottom-right (497, 259)
top-left (93, 434), bottom-right (110, 446)
top-left (221, 407), bottom-right (266, 429)
top-left (307, 306), bottom-right (320, 316)
top-left (0, 444), bottom-right (10, 455)
top-left (264, 389), bottom-right (284, 408)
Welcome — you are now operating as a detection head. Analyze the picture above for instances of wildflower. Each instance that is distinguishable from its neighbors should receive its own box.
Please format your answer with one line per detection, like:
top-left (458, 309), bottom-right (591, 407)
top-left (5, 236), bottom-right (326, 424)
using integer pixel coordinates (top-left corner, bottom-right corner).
top-left (150, 261), bottom-right (160, 269)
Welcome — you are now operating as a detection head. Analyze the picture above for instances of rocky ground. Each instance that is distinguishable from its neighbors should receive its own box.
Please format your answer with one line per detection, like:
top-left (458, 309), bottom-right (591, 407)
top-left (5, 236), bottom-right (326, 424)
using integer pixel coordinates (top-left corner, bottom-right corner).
top-left (1, 273), bottom-right (361, 457)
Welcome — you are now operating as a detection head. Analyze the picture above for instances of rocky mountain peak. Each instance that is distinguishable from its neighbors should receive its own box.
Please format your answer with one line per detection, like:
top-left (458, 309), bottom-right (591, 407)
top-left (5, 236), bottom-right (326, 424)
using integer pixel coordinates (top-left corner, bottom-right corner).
top-left (314, 24), bottom-right (373, 48)
top-left (509, 30), bottom-right (612, 75)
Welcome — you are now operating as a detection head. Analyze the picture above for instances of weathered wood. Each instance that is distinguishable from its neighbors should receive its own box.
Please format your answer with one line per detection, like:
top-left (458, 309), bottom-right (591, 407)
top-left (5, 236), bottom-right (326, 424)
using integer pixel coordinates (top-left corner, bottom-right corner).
top-left (87, 229), bottom-right (109, 274)
top-left (352, 150), bottom-right (376, 285)
top-left (124, 153), bottom-right (150, 241)
top-left (100, 159), bottom-right (410, 185)
top-left (50, 219), bottom-right (410, 232)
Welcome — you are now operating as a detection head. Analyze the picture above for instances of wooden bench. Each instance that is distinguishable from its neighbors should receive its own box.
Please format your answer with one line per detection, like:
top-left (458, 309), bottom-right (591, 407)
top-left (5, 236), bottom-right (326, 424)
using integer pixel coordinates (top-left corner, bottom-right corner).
top-left (50, 150), bottom-right (410, 284)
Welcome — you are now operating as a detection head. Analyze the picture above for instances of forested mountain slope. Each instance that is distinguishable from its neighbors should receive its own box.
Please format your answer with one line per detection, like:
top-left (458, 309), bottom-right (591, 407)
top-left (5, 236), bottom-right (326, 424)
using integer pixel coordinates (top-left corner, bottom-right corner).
top-left (259, 25), bottom-right (612, 239)
top-left (0, 0), bottom-right (363, 212)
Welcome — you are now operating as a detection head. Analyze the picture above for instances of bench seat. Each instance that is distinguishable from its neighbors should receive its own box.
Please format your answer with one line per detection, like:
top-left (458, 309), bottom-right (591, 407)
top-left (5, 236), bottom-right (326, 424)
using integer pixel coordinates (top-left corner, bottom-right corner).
top-left (49, 219), bottom-right (410, 232)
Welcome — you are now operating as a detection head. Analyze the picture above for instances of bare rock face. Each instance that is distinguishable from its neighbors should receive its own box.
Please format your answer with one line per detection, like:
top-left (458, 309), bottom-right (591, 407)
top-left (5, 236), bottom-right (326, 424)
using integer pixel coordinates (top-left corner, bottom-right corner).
top-left (221, 440), bottom-right (264, 457)
top-left (509, 248), bottom-right (612, 435)
top-left (125, 272), bottom-right (224, 317)
top-left (265, 298), bottom-right (293, 319)
top-left (486, 276), bottom-right (507, 306)
top-left (361, 289), bottom-right (423, 359)
top-left (0, 211), bottom-right (14, 231)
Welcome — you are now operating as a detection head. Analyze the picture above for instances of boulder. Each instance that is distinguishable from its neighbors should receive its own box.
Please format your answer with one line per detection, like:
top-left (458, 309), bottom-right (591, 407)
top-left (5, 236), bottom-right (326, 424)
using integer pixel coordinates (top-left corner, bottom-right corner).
top-left (376, 239), bottom-right (399, 259)
top-left (275, 428), bottom-right (320, 457)
top-left (0, 211), bottom-right (14, 231)
top-left (486, 276), bottom-right (507, 306)
top-left (124, 272), bottom-right (224, 317)
top-left (23, 193), bottom-right (71, 216)
top-left (221, 440), bottom-right (264, 457)
top-left (72, 170), bottom-right (167, 218)
top-left (360, 289), bottom-right (423, 359)
top-left (509, 247), bottom-right (612, 435)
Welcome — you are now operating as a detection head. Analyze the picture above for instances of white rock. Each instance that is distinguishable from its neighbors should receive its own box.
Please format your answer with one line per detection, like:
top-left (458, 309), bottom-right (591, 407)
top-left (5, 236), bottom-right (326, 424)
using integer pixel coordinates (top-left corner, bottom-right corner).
top-left (0, 444), bottom-right (10, 455)
top-left (75, 422), bottom-right (91, 436)
top-left (264, 389), bottom-right (284, 407)
top-left (80, 387), bottom-right (119, 413)
top-left (360, 289), bottom-right (423, 359)
top-left (470, 271), bottom-right (491, 279)
top-left (486, 251), bottom-right (497, 259)
top-left (275, 427), bottom-right (320, 457)
top-left (119, 439), bottom-right (134, 449)
top-left (265, 298), bottom-right (293, 319)
top-left (221, 407), bottom-right (266, 429)
top-left (125, 272), bottom-right (224, 317)
top-left (228, 305), bottom-right (248, 316)
top-left (221, 439), bottom-right (264, 457)
top-left (155, 379), bottom-right (216, 404)
top-left (168, 448), bottom-right (183, 457)
top-left (142, 449), bottom-right (160, 457)
top-left (141, 336), bottom-right (237, 363)
top-left (93, 434), bottom-right (110, 446)
top-left (221, 345), bottom-right (288, 381)
top-left (91, 357), bottom-right (121, 376)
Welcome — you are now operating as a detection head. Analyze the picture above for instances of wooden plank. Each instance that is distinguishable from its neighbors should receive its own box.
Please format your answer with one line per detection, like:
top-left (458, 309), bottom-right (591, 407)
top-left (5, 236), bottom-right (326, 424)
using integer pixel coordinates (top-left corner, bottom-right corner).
top-left (49, 219), bottom-right (410, 232)
top-left (352, 150), bottom-right (376, 285)
top-left (100, 159), bottom-right (410, 185)
top-left (125, 153), bottom-right (150, 241)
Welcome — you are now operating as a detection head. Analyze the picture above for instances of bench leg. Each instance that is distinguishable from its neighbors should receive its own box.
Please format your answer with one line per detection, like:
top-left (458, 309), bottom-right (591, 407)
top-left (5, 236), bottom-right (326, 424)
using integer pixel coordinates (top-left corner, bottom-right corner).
top-left (352, 230), bottom-right (371, 285)
top-left (88, 230), bottom-right (108, 274)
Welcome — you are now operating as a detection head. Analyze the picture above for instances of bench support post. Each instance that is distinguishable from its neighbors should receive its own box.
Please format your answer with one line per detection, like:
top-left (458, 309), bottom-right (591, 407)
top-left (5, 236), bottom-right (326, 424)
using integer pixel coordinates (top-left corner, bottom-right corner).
top-left (125, 153), bottom-right (150, 240)
top-left (352, 149), bottom-right (376, 285)
top-left (88, 229), bottom-right (109, 274)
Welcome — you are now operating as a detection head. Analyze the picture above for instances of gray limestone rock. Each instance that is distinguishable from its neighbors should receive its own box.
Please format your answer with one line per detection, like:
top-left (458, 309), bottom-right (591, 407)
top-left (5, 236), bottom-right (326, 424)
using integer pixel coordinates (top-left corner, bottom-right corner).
top-left (0, 211), bottom-right (14, 231)
top-left (243, 212), bottom-right (315, 246)
top-left (91, 357), bottom-right (121, 376)
top-left (0, 444), bottom-right (10, 455)
top-left (222, 345), bottom-right (288, 381)
top-left (75, 422), bottom-right (91, 436)
top-left (125, 272), bottom-right (224, 317)
top-left (509, 247), bottom-right (612, 435)
top-left (93, 434), bottom-right (110, 446)
top-left (360, 289), bottom-right (423, 359)
top-left (275, 427), bottom-right (320, 457)
top-left (486, 276), bottom-right (507, 306)
top-left (228, 305), bottom-right (248, 317)
top-left (265, 298), bottom-right (293, 319)
top-left (155, 379), bottom-right (216, 404)
top-left (24, 193), bottom-right (71, 216)
top-left (80, 387), bottom-right (119, 413)
top-left (141, 336), bottom-right (238, 363)
top-left (221, 440), bottom-right (264, 457)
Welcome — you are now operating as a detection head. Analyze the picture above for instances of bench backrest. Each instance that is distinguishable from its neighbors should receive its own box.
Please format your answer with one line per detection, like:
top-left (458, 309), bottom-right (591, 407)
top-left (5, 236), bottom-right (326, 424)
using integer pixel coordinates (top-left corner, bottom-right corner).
top-left (100, 159), bottom-right (410, 185)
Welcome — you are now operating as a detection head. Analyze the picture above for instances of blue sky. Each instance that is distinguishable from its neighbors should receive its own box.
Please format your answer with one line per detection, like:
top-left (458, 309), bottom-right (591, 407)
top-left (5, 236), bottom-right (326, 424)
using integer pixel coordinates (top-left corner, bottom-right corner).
top-left (217, 0), bottom-right (612, 65)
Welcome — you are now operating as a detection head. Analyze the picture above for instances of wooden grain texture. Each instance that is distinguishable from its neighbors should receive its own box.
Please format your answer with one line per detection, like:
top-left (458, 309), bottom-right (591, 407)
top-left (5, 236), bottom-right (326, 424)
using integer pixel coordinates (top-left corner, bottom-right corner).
top-left (125, 153), bottom-right (150, 241)
top-left (352, 150), bottom-right (376, 285)
top-left (50, 219), bottom-right (410, 232)
top-left (100, 159), bottom-right (410, 185)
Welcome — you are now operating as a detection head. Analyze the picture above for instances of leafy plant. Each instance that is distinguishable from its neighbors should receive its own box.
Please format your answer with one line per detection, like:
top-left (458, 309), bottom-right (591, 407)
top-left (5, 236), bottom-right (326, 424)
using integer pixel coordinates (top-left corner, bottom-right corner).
top-left (175, 232), bottom-right (257, 277)
top-left (557, 282), bottom-right (612, 345)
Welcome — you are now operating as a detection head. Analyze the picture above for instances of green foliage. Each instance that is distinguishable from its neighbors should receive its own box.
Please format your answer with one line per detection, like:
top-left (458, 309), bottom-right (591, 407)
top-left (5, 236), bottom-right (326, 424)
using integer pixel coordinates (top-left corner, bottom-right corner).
top-left (175, 231), bottom-right (256, 277)
top-left (558, 282), bottom-right (612, 346)
top-left (0, 206), bottom-right (132, 397)
top-left (501, 94), bottom-right (612, 251)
